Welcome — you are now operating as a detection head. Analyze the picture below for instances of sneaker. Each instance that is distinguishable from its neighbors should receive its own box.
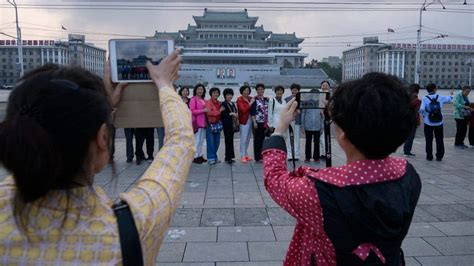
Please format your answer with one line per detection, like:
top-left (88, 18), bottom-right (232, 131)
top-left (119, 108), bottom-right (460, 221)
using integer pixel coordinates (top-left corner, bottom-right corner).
top-left (240, 157), bottom-right (248, 163)
top-left (244, 156), bottom-right (253, 162)
top-left (436, 158), bottom-right (443, 161)
top-left (208, 160), bottom-right (217, 165)
top-left (126, 158), bottom-right (133, 163)
top-left (462, 145), bottom-right (469, 149)
top-left (216, 159), bottom-right (222, 163)
top-left (225, 159), bottom-right (233, 164)
top-left (193, 158), bottom-right (202, 164)
top-left (199, 156), bottom-right (208, 163)
top-left (404, 152), bottom-right (416, 157)
top-left (146, 156), bottom-right (154, 162)
top-left (136, 159), bottom-right (142, 165)
top-left (426, 156), bottom-right (433, 161)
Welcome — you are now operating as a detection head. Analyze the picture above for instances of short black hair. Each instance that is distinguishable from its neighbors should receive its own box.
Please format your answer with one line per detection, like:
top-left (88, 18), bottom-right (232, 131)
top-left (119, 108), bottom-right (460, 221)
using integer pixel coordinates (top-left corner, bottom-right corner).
top-left (274, 85), bottom-right (285, 93)
top-left (193, 84), bottom-right (206, 97)
top-left (239, 85), bottom-right (251, 95)
top-left (290, 83), bottom-right (301, 91)
top-left (223, 88), bottom-right (234, 97)
top-left (321, 80), bottom-right (331, 87)
top-left (329, 72), bottom-right (415, 159)
top-left (408, 84), bottom-right (420, 95)
top-left (462, 85), bottom-right (471, 92)
top-left (209, 87), bottom-right (221, 97)
top-left (255, 83), bottom-right (265, 90)
top-left (426, 83), bottom-right (437, 93)
top-left (179, 86), bottom-right (189, 96)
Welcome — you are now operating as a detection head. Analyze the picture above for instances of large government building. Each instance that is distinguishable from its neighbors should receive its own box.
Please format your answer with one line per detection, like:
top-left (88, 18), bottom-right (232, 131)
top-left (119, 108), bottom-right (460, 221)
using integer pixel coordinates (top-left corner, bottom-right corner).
top-left (0, 34), bottom-right (105, 86)
top-left (342, 37), bottom-right (474, 88)
top-left (152, 9), bottom-right (331, 90)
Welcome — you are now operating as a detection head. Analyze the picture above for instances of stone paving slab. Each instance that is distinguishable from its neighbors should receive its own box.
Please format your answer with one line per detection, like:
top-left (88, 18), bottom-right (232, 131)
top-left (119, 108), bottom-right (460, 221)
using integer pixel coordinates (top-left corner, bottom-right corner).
top-left (1, 136), bottom-right (474, 265)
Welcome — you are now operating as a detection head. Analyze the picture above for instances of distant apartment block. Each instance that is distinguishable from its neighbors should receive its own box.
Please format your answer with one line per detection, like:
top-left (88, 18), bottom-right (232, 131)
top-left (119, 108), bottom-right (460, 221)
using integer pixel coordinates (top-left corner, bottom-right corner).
top-left (0, 34), bottom-right (105, 86)
top-left (342, 37), bottom-right (474, 88)
top-left (322, 56), bottom-right (342, 67)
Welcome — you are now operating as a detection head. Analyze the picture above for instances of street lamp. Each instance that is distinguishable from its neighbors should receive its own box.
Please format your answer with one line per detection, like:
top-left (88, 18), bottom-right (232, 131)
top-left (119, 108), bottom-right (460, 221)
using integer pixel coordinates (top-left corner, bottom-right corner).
top-left (415, 0), bottom-right (446, 84)
top-left (7, 0), bottom-right (24, 77)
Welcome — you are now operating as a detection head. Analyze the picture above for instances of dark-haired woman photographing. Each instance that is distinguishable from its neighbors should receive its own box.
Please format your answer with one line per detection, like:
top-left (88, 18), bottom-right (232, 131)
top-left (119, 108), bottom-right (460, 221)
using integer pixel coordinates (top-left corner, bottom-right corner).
top-left (0, 49), bottom-right (195, 264)
top-left (262, 73), bottom-right (421, 265)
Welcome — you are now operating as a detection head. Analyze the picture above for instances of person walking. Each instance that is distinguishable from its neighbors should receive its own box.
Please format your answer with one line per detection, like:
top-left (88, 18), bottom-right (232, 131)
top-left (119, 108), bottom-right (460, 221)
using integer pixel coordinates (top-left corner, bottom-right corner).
top-left (403, 84), bottom-right (422, 156)
top-left (453, 85), bottom-right (471, 148)
top-left (221, 88), bottom-right (238, 164)
top-left (301, 89), bottom-right (324, 163)
top-left (284, 83), bottom-right (302, 161)
top-left (0, 49), bottom-right (195, 265)
top-left (237, 85), bottom-right (254, 162)
top-left (469, 102), bottom-right (474, 147)
top-left (250, 83), bottom-right (269, 163)
top-left (205, 87), bottom-right (224, 165)
top-left (190, 84), bottom-right (208, 164)
top-left (419, 83), bottom-right (453, 161)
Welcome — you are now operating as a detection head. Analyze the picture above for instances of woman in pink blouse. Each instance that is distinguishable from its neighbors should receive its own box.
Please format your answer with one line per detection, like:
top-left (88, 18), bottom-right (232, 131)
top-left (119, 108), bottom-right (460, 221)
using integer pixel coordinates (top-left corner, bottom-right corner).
top-left (263, 73), bottom-right (421, 266)
top-left (189, 84), bottom-right (208, 164)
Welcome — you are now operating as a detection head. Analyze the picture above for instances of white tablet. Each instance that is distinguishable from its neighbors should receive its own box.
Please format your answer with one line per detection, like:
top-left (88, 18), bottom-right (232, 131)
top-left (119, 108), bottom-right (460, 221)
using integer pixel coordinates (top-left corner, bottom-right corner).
top-left (109, 39), bottom-right (174, 83)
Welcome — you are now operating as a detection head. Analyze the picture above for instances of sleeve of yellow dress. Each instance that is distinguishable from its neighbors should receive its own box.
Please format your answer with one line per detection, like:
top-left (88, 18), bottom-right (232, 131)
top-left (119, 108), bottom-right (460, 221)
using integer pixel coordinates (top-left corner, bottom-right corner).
top-left (120, 86), bottom-right (195, 264)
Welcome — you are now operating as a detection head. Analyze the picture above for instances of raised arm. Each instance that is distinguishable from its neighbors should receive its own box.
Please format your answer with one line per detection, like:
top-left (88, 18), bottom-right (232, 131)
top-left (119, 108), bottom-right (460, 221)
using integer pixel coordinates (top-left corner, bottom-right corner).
top-left (120, 49), bottom-right (195, 263)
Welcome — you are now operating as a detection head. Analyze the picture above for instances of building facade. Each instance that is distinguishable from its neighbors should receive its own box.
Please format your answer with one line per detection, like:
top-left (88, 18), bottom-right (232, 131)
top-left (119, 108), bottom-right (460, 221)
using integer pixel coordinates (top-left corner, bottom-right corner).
top-left (0, 35), bottom-right (105, 86)
top-left (342, 37), bottom-right (384, 81)
top-left (342, 37), bottom-right (474, 88)
top-left (322, 56), bottom-right (342, 67)
top-left (152, 9), bottom-right (331, 89)
top-left (378, 43), bottom-right (474, 88)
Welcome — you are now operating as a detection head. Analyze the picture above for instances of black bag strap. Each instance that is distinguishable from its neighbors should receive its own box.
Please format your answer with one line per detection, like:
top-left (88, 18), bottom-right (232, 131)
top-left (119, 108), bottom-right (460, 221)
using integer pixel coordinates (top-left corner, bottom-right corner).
top-left (113, 201), bottom-right (144, 266)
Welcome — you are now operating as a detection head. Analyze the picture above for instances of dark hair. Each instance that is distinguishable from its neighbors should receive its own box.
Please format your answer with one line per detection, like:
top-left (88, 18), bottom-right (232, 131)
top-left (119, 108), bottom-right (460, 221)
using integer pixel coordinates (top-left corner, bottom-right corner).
top-left (426, 83), bottom-right (437, 93)
top-left (209, 87), bottom-right (221, 97)
top-left (0, 64), bottom-right (112, 230)
top-left (193, 84), bottom-right (206, 97)
top-left (321, 80), bottom-right (331, 87)
top-left (178, 86), bottom-right (189, 96)
top-left (274, 85), bottom-right (285, 93)
top-left (329, 72), bottom-right (415, 159)
top-left (290, 83), bottom-right (301, 91)
top-left (223, 88), bottom-right (234, 97)
top-left (239, 85), bottom-right (251, 95)
top-left (408, 84), bottom-right (420, 95)
top-left (255, 83), bottom-right (265, 90)
top-left (462, 85), bottom-right (471, 91)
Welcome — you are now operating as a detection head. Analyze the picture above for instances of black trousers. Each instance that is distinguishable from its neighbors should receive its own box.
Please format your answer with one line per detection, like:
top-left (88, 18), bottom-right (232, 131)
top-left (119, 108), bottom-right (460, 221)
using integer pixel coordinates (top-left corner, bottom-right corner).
top-left (454, 118), bottom-right (469, 146)
top-left (470, 125), bottom-right (474, 146)
top-left (253, 122), bottom-right (266, 161)
top-left (424, 124), bottom-right (444, 160)
top-left (223, 125), bottom-right (235, 161)
top-left (124, 128), bottom-right (135, 160)
top-left (305, 130), bottom-right (321, 160)
top-left (135, 128), bottom-right (154, 160)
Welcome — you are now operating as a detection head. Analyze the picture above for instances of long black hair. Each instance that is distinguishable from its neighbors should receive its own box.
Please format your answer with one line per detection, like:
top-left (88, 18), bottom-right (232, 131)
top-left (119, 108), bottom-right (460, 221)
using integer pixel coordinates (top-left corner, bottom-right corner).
top-left (0, 64), bottom-right (113, 231)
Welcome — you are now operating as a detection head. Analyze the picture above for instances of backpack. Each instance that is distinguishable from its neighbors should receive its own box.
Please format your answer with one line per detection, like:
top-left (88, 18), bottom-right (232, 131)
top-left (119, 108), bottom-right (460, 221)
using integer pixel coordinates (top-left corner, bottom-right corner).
top-left (425, 95), bottom-right (442, 123)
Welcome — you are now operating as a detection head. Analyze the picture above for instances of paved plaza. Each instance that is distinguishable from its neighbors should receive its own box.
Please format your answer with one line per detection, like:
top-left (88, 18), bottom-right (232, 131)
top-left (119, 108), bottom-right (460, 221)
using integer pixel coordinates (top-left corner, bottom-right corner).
top-left (1, 134), bottom-right (473, 265)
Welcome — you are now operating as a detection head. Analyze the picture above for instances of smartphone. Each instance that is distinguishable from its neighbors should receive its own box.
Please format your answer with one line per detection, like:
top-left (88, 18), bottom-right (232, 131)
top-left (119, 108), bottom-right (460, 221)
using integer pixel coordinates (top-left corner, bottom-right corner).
top-left (109, 39), bottom-right (174, 83)
top-left (296, 91), bottom-right (330, 109)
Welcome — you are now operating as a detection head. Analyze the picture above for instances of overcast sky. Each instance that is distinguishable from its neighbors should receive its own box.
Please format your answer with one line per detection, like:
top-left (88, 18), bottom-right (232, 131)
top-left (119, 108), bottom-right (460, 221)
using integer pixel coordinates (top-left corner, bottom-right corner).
top-left (0, 0), bottom-right (472, 61)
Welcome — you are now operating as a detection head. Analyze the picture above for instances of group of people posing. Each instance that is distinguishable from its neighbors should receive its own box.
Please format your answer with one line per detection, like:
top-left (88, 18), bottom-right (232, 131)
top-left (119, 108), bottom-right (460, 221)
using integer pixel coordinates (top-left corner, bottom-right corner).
top-left (178, 81), bottom-right (331, 165)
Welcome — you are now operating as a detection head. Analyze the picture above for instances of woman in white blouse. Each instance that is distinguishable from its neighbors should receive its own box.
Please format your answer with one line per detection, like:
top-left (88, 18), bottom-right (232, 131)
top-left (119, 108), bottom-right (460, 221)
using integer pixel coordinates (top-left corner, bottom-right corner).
top-left (268, 85), bottom-right (287, 133)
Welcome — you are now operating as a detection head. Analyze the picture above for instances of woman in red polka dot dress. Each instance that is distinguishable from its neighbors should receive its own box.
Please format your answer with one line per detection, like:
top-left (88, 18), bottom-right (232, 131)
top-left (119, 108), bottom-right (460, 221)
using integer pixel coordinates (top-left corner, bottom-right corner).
top-left (262, 73), bottom-right (422, 266)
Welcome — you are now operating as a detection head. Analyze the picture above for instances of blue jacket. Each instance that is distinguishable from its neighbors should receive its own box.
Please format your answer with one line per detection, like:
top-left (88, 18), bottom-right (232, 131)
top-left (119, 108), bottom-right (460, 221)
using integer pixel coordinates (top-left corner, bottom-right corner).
top-left (419, 93), bottom-right (453, 126)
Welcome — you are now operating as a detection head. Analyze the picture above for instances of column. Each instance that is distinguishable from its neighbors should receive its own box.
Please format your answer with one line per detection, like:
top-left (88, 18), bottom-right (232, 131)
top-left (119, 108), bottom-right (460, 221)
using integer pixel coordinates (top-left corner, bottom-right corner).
top-left (385, 52), bottom-right (389, 73)
top-left (391, 52), bottom-right (395, 75)
top-left (401, 52), bottom-right (405, 79)
top-left (41, 49), bottom-right (44, 65)
top-left (46, 49), bottom-right (50, 62)
top-left (396, 52), bottom-right (400, 77)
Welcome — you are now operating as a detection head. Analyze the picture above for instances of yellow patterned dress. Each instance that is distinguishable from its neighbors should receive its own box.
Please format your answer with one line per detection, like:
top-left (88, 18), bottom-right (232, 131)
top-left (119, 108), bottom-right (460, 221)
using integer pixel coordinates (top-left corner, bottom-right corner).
top-left (0, 86), bottom-right (195, 265)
